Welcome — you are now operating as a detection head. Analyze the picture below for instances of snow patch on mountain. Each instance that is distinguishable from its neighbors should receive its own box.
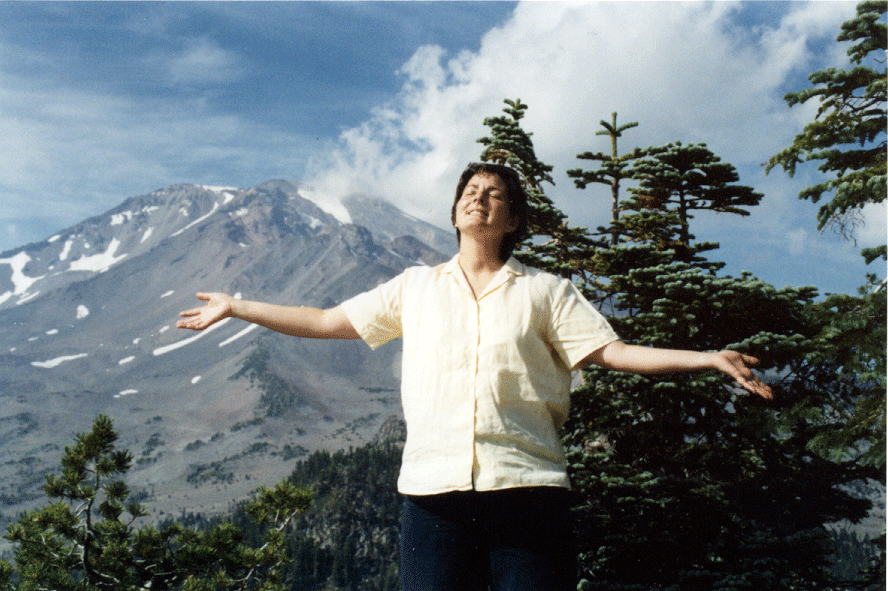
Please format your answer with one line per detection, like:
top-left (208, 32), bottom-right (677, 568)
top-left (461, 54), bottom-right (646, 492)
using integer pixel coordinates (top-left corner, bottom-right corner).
top-left (31, 353), bottom-right (88, 368)
top-left (171, 201), bottom-right (220, 237)
top-left (68, 238), bottom-right (127, 273)
top-left (110, 211), bottom-right (134, 226)
top-left (219, 323), bottom-right (258, 347)
top-left (301, 213), bottom-right (324, 229)
top-left (153, 317), bottom-right (231, 356)
top-left (17, 291), bottom-right (41, 305)
top-left (59, 238), bottom-right (73, 261)
top-left (200, 185), bottom-right (239, 201)
top-left (0, 251), bottom-right (45, 305)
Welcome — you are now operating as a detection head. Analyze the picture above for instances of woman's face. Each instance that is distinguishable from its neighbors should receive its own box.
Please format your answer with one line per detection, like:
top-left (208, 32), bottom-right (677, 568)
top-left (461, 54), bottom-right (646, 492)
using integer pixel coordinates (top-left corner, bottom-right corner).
top-left (452, 172), bottom-right (518, 241)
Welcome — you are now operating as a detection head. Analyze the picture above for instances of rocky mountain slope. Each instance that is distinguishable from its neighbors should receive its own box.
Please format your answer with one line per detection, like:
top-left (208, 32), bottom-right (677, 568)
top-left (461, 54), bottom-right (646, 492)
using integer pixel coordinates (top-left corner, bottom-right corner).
top-left (0, 180), bottom-right (455, 536)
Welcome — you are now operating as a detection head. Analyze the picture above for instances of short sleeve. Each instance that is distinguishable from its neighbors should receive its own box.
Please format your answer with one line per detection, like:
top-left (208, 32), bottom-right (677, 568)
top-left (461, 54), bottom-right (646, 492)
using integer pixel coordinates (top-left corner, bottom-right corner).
top-left (340, 272), bottom-right (405, 350)
top-left (547, 278), bottom-right (619, 370)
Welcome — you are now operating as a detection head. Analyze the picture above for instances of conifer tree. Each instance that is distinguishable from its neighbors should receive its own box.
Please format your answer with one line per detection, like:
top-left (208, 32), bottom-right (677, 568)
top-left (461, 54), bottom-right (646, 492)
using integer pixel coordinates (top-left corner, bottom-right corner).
top-left (799, 280), bottom-right (887, 477)
top-left (477, 98), bottom-right (603, 282)
top-left (767, 0), bottom-right (886, 242)
top-left (564, 267), bottom-right (872, 589)
top-left (565, 114), bottom-right (678, 312)
top-left (1, 415), bottom-right (312, 591)
top-left (629, 141), bottom-right (763, 263)
top-left (767, 5), bottom-right (887, 584)
top-left (477, 103), bottom-right (872, 589)
top-left (564, 137), bottom-right (866, 588)
top-left (567, 112), bottom-right (641, 246)
top-left (767, 1), bottom-right (886, 485)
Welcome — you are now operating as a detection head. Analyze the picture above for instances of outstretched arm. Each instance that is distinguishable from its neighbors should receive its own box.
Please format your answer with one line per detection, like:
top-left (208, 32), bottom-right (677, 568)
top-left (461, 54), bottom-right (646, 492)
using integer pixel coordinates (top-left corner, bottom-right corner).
top-left (583, 340), bottom-right (773, 400)
top-left (176, 292), bottom-right (360, 340)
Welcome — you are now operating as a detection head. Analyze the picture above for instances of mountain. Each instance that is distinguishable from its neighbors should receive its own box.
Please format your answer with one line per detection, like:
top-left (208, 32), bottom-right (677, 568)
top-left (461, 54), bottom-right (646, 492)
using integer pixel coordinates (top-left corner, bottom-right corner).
top-left (0, 180), bottom-right (455, 540)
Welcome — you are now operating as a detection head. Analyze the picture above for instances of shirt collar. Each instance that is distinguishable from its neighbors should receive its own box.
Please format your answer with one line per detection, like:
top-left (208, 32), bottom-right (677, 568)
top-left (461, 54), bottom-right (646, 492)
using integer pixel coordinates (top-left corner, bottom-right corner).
top-left (502, 256), bottom-right (525, 276)
top-left (442, 254), bottom-right (461, 274)
top-left (442, 254), bottom-right (525, 276)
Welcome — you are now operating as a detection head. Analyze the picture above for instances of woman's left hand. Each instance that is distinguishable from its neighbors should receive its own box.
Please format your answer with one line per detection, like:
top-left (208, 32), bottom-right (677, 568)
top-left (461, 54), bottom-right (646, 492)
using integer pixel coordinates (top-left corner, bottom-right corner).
top-left (711, 351), bottom-right (773, 400)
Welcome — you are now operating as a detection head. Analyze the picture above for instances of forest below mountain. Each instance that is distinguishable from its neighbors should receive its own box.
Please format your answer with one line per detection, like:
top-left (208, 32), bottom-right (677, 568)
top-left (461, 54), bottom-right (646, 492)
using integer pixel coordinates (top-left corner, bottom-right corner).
top-left (180, 419), bottom-right (881, 591)
top-left (0, 414), bottom-right (880, 590)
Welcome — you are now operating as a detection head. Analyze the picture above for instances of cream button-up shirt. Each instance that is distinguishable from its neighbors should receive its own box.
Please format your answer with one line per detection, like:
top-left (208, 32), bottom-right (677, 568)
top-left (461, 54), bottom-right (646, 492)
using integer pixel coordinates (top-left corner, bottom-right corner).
top-left (341, 255), bottom-right (619, 495)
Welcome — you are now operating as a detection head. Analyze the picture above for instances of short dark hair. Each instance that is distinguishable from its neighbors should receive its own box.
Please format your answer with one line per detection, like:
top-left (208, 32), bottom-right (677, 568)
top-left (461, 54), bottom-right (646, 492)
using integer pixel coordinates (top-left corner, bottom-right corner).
top-left (451, 162), bottom-right (529, 262)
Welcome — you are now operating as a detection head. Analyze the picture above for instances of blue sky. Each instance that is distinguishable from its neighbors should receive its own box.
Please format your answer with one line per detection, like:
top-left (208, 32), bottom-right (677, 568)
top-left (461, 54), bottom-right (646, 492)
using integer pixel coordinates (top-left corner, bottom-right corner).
top-left (1, 1), bottom-right (884, 296)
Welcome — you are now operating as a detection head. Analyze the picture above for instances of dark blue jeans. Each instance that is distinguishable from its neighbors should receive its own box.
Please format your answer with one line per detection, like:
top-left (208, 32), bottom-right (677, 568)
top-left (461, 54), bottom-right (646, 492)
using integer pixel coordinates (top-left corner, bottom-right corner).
top-left (400, 487), bottom-right (577, 591)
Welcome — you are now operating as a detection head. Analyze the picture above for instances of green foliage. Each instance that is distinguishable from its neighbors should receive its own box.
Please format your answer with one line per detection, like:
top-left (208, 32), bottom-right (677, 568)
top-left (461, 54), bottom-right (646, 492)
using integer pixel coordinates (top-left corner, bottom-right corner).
top-left (564, 268), bottom-right (873, 589)
top-left (2, 415), bottom-right (312, 591)
top-left (476, 97), bottom-right (879, 589)
top-left (566, 124), bottom-right (765, 307)
top-left (219, 432), bottom-right (405, 591)
top-left (568, 112), bottom-right (642, 246)
top-left (767, 0), bottom-right (887, 480)
top-left (232, 346), bottom-right (303, 418)
top-left (629, 141), bottom-right (762, 260)
top-left (800, 275), bottom-right (887, 474)
top-left (830, 526), bottom-right (884, 586)
top-left (767, 0), bottom-right (886, 240)
top-left (562, 233), bottom-right (871, 589)
top-left (477, 98), bottom-right (603, 280)
top-left (0, 560), bottom-right (12, 591)
top-left (572, 122), bottom-right (876, 588)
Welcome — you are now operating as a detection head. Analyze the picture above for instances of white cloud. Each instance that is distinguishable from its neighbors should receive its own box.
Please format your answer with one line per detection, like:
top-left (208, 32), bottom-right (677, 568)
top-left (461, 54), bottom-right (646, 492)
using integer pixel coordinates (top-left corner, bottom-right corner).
top-left (858, 203), bottom-right (888, 248)
top-left (0, 1), bottom-right (875, 294)
top-left (164, 38), bottom-right (245, 86)
top-left (0, 43), bottom-right (312, 252)
top-left (303, 0), bottom-right (872, 292)
top-left (786, 228), bottom-right (810, 257)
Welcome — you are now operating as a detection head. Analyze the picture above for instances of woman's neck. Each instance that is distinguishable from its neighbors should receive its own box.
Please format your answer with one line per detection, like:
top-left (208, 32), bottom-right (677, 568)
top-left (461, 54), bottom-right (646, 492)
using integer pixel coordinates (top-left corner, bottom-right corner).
top-left (458, 237), bottom-right (504, 273)
top-left (457, 239), bottom-right (506, 299)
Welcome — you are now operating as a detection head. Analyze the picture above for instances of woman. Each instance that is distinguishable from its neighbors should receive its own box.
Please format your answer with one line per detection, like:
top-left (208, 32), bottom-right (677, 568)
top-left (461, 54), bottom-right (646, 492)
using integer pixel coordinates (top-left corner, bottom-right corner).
top-left (178, 162), bottom-right (772, 591)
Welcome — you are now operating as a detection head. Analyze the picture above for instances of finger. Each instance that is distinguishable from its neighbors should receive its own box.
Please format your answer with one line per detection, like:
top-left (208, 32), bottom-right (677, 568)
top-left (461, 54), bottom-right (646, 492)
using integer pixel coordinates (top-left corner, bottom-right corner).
top-left (739, 353), bottom-right (761, 367)
top-left (733, 356), bottom-right (771, 399)
top-left (195, 292), bottom-right (211, 302)
top-left (723, 357), bottom-right (772, 400)
top-left (743, 377), bottom-right (773, 400)
top-left (753, 385), bottom-right (773, 400)
top-left (179, 308), bottom-right (200, 317)
top-left (177, 318), bottom-right (204, 331)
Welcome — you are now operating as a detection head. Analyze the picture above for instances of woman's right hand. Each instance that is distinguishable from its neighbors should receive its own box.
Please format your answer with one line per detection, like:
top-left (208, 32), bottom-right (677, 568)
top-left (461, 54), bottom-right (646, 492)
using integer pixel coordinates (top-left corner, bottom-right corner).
top-left (176, 292), bottom-right (235, 331)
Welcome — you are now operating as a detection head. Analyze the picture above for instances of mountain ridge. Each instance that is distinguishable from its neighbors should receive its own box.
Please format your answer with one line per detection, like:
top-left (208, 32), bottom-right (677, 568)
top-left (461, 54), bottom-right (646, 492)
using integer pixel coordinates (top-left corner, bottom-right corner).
top-left (0, 179), bottom-right (455, 539)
